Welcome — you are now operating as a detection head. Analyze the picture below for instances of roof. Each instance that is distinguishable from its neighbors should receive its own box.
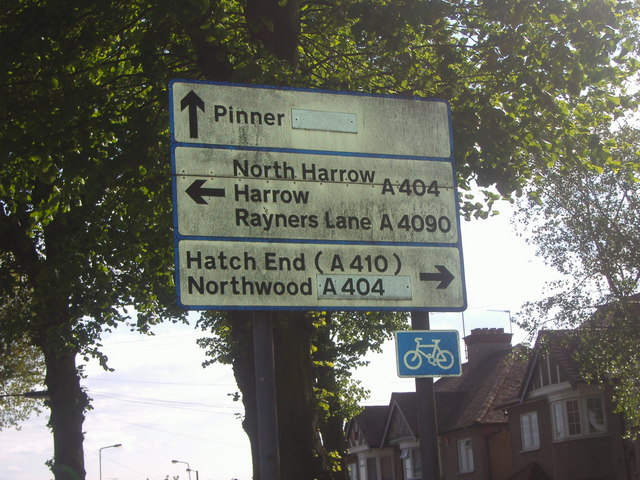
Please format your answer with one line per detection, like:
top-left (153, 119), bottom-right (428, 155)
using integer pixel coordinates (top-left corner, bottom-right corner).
top-left (516, 330), bottom-right (583, 403)
top-left (347, 405), bottom-right (390, 448)
top-left (348, 328), bottom-right (531, 444)
top-left (435, 345), bottom-right (528, 432)
top-left (368, 345), bottom-right (529, 444)
top-left (506, 462), bottom-right (551, 480)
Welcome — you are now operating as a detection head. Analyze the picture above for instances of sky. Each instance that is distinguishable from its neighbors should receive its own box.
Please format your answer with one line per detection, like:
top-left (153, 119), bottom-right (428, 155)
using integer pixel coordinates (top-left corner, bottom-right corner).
top-left (0, 205), bottom-right (558, 480)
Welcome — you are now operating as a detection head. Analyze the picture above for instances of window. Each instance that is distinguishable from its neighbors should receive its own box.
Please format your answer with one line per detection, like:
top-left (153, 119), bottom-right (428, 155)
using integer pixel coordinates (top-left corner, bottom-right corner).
top-left (402, 448), bottom-right (421, 479)
top-left (366, 457), bottom-right (378, 480)
top-left (380, 456), bottom-right (393, 480)
top-left (566, 399), bottom-right (582, 435)
top-left (348, 463), bottom-right (359, 480)
top-left (586, 397), bottom-right (606, 433)
top-left (520, 412), bottom-right (540, 450)
top-left (458, 438), bottom-right (474, 473)
top-left (551, 396), bottom-right (606, 440)
top-left (552, 401), bottom-right (565, 439)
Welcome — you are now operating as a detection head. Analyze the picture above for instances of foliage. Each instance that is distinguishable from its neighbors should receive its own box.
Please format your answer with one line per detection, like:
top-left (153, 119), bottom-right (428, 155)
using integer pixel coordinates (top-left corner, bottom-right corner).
top-left (311, 311), bottom-right (408, 421)
top-left (0, 334), bottom-right (46, 430)
top-left (1, 1), bottom-right (186, 477)
top-left (515, 126), bottom-right (640, 434)
top-left (197, 310), bottom-right (408, 422)
top-left (2, 0), bottom-right (640, 476)
top-left (2, 0), bottom-right (183, 355)
top-left (145, 0), bottom-right (640, 214)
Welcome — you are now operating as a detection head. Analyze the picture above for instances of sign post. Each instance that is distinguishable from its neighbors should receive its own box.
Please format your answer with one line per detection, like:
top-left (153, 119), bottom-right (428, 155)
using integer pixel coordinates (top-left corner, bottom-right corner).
top-left (169, 80), bottom-right (467, 479)
top-left (411, 312), bottom-right (441, 480)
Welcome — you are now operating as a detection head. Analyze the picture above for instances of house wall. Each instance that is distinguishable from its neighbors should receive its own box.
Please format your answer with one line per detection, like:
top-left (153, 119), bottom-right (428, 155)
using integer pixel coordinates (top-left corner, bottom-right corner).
top-left (508, 396), bottom-right (630, 479)
top-left (439, 425), bottom-right (512, 480)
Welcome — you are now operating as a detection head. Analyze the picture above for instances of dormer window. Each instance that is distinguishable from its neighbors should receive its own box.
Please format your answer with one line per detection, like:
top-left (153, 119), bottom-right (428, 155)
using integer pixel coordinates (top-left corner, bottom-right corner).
top-left (551, 395), bottom-right (606, 441)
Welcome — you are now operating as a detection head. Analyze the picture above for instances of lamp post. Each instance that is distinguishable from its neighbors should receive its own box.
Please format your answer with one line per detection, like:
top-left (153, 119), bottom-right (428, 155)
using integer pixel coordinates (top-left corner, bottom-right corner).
top-left (172, 459), bottom-right (198, 480)
top-left (99, 443), bottom-right (122, 480)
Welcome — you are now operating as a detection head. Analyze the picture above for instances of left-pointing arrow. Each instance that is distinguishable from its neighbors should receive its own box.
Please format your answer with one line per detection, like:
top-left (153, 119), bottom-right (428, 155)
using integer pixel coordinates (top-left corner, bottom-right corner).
top-left (419, 265), bottom-right (455, 289)
top-left (186, 179), bottom-right (225, 205)
top-left (180, 90), bottom-right (205, 139)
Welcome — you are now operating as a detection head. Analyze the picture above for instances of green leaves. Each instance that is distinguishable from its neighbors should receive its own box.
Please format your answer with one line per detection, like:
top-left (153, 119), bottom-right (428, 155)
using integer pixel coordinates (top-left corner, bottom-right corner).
top-left (515, 126), bottom-right (640, 435)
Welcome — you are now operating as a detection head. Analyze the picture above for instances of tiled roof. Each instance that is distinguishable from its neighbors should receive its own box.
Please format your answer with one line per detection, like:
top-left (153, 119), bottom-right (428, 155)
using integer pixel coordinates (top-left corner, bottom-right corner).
top-left (536, 330), bottom-right (582, 384)
top-left (514, 330), bottom-right (583, 402)
top-left (435, 346), bottom-right (527, 432)
top-left (349, 405), bottom-right (390, 447)
top-left (365, 346), bottom-right (529, 442)
top-left (389, 391), bottom-right (418, 436)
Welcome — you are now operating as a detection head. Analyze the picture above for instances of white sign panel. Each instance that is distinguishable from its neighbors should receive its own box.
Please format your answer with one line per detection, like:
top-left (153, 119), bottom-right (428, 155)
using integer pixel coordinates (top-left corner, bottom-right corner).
top-left (169, 80), bottom-right (466, 311)
top-left (170, 81), bottom-right (452, 159)
top-left (174, 147), bottom-right (458, 244)
top-left (177, 240), bottom-right (464, 310)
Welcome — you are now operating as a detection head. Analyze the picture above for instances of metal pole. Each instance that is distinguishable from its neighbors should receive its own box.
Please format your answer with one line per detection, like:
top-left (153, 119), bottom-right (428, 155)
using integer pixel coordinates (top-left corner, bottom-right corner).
top-left (253, 311), bottom-right (281, 480)
top-left (411, 311), bottom-right (440, 479)
top-left (99, 444), bottom-right (121, 480)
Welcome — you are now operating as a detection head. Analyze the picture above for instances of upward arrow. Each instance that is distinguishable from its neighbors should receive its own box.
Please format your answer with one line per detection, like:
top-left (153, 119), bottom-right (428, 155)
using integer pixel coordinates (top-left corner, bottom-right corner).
top-left (180, 90), bottom-right (205, 139)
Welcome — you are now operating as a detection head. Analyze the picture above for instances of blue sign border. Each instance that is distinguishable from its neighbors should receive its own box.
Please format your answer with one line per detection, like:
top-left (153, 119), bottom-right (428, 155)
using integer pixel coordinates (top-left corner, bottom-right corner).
top-left (169, 80), bottom-right (467, 312)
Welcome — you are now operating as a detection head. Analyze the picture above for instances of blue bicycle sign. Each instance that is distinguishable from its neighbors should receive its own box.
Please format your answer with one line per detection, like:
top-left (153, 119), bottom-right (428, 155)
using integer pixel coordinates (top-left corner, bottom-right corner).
top-left (395, 330), bottom-right (461, 377)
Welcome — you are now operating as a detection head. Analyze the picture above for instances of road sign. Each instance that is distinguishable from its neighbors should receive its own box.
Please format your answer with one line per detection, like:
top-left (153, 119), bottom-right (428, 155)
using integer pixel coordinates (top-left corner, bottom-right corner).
top-left (170, 81), bottom-right (452, 158)
top-left (177, 240), bottom-right (464, 310)
top-left (395, 330), bottom-right (462, 377)
top-left (169, 80), bottom-right (467, 311)
top-left (173, 147), bottom-right (458, 244)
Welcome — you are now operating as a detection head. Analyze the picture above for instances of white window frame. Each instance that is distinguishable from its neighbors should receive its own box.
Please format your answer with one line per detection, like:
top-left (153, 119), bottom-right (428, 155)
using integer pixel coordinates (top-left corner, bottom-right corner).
top-left (366, 457), bottom-right (378, 480)
top-left (585, 396), bottom-right (606, 434)
top-left (520, 411), bottom-right (540, 451)
top-left (348, 462), bottom-right (359, 480)
top-left (457, 438), bottom-right (474, 473)
top-left (551, 395), bottom-right (607, 441)
top-left (401, 447), bottom-right (421, 480)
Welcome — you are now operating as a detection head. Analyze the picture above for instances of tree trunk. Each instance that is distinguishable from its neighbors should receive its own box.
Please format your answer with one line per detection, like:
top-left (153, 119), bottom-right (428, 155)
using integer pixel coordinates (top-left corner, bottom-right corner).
top-left (314, 319), bottom-right (349, 480)
top-left (229, 311), bottom-right (332, 480)
top-left (228, 312), bottom-right (261, 477)
top-left (41, 325), bottom-right (89, 480)
top-left (273, 313), bottom-right (332, 480)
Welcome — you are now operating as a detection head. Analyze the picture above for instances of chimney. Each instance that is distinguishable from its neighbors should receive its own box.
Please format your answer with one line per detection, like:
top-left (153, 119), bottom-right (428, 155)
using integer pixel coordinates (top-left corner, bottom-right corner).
top-left (464, 328), bottom-right (512, 368)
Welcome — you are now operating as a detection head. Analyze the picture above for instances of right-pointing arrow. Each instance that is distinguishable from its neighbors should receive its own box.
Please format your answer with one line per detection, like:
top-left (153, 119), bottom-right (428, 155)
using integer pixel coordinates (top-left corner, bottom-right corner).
top-left (419, 265), bottom-right (455, 289)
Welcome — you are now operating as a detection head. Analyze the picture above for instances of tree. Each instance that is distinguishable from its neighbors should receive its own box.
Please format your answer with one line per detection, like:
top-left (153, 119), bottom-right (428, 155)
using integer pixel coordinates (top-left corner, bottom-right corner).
top-left (1, 2), bottom-right (185, 478)
top-left (3, 0), bottom-right (640, 478)
top-left (514, 125), bottom-right (640, 435)
top-left (0, 335), bottom-right (46, 430)
top-left (197, 310), bottom-right (407, 478)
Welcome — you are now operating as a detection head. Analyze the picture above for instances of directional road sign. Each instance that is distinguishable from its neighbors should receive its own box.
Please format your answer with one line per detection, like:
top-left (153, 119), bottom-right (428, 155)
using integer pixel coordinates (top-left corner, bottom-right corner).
top-left (170, 81), bottom-right (452, 158)
top-left (173, 147), bottom-right (458, 244)
top-left (395, 330), bottom-right (462, 377)
top-left (178, 240), bottom-right (463, 310)
top-left (169, 80), bottom-right (467, 311)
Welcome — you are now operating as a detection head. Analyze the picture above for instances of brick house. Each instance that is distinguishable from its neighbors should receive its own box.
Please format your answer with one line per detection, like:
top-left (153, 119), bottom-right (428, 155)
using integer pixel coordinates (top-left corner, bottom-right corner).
top-left (346, 327), bottom-right (526, 480)
top-left (502, 330), bottom-right (640, 480)
top-left (345, 327), bottom-right (640, 479)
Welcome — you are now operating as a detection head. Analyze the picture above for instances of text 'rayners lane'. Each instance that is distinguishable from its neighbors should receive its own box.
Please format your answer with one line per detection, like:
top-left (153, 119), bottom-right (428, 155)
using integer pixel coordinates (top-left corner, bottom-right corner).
top-left (233, 159), bottom-right (376, 183)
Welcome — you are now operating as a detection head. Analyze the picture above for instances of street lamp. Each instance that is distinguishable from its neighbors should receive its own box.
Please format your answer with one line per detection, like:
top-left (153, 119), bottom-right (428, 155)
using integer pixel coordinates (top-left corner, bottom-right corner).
top-left (172, 459), bottom-right (198, 480)
top-left (99, 443), bottom-right (122, 480)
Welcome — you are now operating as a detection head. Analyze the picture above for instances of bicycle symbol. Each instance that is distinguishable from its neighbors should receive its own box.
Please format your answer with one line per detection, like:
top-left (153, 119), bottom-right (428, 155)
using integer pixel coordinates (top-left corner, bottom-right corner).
top-left (403, 337), bottom-right (455, 370)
